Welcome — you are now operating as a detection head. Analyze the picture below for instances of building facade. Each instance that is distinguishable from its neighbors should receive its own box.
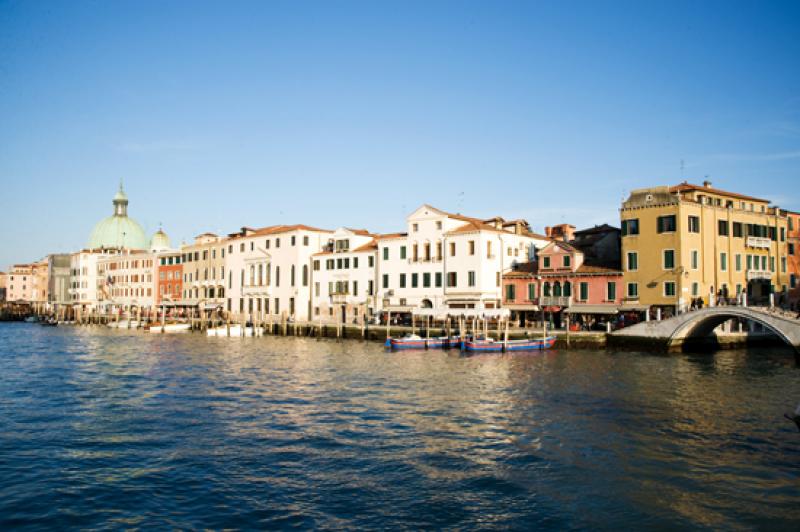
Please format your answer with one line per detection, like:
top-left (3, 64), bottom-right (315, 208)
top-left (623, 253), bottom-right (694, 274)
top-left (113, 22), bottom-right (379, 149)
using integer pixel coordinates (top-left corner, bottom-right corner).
top-left (6, 261), bottom-right (48, 304)
top-left (503, 227), bottom-right (624, 326)
top-left (97, 250), bottom-right (157, 311)
top-left (311, 228), bottom-right (378, 323)
top-left (376, 205), bottom-right (549, 318)
top-left (155, 250), bottom-right (183, 305)
top-left (180, 233), bottom-right (228, 312)
top-left (620, 181), bottom-right (790, 314)
top-left (69, 250), bottom-right (114, 311)
top-left (786, 210), bottom-right (800, 305)
top-left (47, 254), bottom-right (72, 311)
top-left (225, 224), bottom-right (333, 321)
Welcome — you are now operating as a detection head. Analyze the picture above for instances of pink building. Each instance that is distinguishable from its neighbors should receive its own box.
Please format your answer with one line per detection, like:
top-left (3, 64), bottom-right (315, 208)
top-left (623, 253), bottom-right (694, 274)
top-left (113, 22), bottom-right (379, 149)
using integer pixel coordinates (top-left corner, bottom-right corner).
top-left (503, 225), bottom-right (626, 329)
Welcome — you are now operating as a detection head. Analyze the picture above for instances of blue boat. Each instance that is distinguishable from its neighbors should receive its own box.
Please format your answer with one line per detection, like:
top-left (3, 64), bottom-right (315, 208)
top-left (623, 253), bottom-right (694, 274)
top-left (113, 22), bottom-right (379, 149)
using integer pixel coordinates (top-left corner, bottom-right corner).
top-left (386, 334), bottom-right (460, 350)
top-left (463, 336), bottom-right (557, 353)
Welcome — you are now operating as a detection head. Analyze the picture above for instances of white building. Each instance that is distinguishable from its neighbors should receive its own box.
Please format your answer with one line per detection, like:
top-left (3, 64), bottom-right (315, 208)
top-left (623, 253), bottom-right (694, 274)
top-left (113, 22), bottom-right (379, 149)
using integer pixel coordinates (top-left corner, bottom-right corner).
top-left (69, 249), bottom-right (115, 311)
top-left (97, 249), bottom-right (157, 311)
top-left (310, 228), bottom-right (378, 323)
top-left (225, 224), bottom-right (333, 321)
top-left (375, 205), bottom-right (549, 317)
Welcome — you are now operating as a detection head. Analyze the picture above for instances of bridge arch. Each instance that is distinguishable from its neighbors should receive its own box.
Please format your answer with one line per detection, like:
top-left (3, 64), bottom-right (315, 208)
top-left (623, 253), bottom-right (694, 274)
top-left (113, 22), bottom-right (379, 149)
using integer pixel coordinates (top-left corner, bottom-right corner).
top-left (667, 308), bottom-right (796, 351)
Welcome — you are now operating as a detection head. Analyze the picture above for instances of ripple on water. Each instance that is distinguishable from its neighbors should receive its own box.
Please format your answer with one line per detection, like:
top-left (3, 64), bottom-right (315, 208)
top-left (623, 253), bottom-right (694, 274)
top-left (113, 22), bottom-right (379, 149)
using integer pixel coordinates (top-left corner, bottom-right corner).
top-left (0, 323), bottom-right (799, 529)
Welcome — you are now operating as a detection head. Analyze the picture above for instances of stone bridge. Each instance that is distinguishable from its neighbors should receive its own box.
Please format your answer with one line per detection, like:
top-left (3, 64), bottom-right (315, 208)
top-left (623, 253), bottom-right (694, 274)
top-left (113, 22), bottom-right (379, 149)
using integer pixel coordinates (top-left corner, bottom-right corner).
top-left (611, 306), bottom-right (800, 353)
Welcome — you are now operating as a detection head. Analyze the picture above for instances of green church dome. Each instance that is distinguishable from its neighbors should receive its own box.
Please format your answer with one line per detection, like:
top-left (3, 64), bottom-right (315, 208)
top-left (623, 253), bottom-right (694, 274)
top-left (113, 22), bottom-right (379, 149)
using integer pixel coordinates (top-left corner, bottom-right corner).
top-left (88, 183), bottom-right (148, 250)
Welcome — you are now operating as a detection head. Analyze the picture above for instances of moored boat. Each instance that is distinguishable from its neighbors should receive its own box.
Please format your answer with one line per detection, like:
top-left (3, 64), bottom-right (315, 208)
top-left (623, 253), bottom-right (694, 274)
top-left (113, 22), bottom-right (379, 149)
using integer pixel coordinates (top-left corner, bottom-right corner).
top-left (207, 325), bottom-right (262, 337)
top-left (386, 334), bottom-right (460, 350)
top-left (148, 322), bottom-right (191, 333)
top-left (463, 336), bottom-right (556, 353)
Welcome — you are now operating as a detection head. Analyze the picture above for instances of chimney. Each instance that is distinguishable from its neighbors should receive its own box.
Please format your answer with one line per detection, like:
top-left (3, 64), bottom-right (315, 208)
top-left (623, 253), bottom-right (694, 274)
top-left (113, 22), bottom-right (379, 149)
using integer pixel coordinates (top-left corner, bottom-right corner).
top-left (703, 180), bottom-right (712, 188)
top-left (545, 226), bottom-right (552, 238)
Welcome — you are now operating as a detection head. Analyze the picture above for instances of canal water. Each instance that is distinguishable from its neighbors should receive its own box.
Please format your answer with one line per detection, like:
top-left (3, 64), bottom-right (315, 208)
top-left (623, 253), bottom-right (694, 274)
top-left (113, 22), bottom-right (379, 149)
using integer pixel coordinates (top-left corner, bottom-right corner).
top-left (1, 323), bottom-right (799, 529)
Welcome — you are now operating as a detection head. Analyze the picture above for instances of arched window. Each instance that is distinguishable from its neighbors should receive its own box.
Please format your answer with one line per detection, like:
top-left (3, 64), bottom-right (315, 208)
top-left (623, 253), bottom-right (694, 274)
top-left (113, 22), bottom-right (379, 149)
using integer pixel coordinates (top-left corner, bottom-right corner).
top-left (291, 265), bottom-right (296, 287)
top-left (563, 281), bottom-right (572, 297)
top-left (302, 265), bottom-right (308, 286)
top-left (543, 282), bottom-right (551, 297)
top-left (258, 264), bottom-right (263, 286)
top-left (553, 281), bottom-right (562, 297)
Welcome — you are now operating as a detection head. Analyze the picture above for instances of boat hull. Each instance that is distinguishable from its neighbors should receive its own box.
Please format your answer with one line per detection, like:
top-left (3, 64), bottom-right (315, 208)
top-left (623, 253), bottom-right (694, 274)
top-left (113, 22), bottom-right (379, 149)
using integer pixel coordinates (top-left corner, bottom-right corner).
top-left (464, 336), bottom-right (556, 353)
top-left (388, 337), bottom-right (459, 350)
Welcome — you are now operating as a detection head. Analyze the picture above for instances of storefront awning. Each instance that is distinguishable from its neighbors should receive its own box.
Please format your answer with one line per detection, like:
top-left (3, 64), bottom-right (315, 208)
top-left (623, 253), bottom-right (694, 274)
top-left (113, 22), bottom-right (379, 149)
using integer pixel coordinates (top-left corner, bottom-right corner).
top-left (565, 304), bottom-right (619, 315)
top-left (618, 303), bottom-right (650, 312)
top-left (505, 304), bottom-right (540, 311)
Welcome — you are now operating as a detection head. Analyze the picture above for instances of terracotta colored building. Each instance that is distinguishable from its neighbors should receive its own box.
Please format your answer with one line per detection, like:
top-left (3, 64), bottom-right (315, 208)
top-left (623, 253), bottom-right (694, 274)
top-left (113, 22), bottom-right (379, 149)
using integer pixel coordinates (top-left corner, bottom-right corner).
top-left (156, 250), bottom-right (183, 305)
top-left (786, 210), bottom-right (800, 306)
top-left (503, 224), bottom-right (625, 328)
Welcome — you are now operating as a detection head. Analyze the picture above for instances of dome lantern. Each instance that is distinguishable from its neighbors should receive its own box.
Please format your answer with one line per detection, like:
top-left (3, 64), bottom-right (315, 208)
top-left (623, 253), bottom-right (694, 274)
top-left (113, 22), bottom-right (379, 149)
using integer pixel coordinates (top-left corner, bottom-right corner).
top-left (87, 182), bottom-right (148, 250)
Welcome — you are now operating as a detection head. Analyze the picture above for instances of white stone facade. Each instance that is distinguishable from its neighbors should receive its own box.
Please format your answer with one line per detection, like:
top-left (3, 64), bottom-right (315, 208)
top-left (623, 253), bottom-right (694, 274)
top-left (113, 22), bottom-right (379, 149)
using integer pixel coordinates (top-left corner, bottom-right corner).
top-left (225, 225), bottom-right (332, 321)
top-left (96, 250), bottom-right (157, 310)
top-left (375, 205), bottom-right (549, 315)
top-left (310, 228), bottom-right (378, 323)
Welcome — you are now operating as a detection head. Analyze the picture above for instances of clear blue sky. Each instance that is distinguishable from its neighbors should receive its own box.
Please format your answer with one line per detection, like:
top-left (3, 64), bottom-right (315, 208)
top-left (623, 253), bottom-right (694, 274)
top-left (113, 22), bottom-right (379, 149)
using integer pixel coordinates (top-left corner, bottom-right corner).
top-left (2, 0), bottom-right (799, 268)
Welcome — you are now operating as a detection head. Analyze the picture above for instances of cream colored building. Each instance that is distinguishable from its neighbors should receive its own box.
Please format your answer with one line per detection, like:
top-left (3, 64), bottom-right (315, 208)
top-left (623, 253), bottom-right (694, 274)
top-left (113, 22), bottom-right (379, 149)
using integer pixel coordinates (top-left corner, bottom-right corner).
top-left (180, 232), bottom-right (229, 312)
top-left (620, 181), bottom-right (790, 313)
top-left (6, 260), bottom-right (48, 304)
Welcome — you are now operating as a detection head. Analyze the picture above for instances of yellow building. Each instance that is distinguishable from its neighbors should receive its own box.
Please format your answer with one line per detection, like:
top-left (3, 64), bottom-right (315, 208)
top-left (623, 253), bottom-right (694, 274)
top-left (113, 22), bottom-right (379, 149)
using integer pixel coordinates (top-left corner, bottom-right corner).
top-left (620, 181), bottom-right (790, 314)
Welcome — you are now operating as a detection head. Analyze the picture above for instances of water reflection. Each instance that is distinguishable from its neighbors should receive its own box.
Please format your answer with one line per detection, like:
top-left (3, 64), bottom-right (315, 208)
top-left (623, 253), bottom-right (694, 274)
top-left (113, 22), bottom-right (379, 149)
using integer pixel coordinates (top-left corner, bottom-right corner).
top-left (0, 323), bottom-right (798, 529)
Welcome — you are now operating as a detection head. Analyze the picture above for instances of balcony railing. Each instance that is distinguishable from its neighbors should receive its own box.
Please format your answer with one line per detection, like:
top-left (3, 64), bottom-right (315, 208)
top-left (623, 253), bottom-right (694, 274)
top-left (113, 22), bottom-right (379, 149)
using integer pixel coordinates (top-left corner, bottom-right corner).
top-left (330, 293), bottom-right (349, 304)
top-left (746, 236), bottom-right (771, 249)
top-left (746, 269), bottom-right (772, 281)
top-left (540, 296), bottom-right (572, 307)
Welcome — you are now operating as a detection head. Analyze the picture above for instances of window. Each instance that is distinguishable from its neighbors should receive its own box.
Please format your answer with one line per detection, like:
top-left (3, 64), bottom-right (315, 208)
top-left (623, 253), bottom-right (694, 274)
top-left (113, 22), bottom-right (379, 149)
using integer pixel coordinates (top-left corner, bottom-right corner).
top-left (664, 281), bottom-right (676, 297)
top-left (543, 282), bottom-right (551, 297)
top-left (781, 227), bottom-right (785, 242)
top-left (691, 282), bottom-right (699, 296)
top-left (468, 241), bottom-right (475, 255)
top-left (486, 241), bottom-right (492, 258)
top-left (505, 284), bottom-right (516, 302)
top-left (449, 242), bottom-right (456, 257)
top-left (447, 272), bottom-right (457, 287)
top-left (423, 273), bottom-right (431, 288)
top-left (369, 256), bottom-right (375, 267)
top-left (528, 283), bottom-right (536, 300)
top-left (627, 283), bottom-right (638, 298)
top-left (791, 274), bottom-right (797, 289)
top-left (397, 273), bottom-right (406, 288)
top-left (383, 247), bottom-right (389, 260)
top-left (733, 222), bottom-right (743, 237)
top-left (627, 252), bottom-right (638, 271)
top-left (656, 215), bottom-right (676, 233)
top-left (276, 238), bottom-right (281, 248)
top-left (275, 266), bottom-right (280, 287)
top-left (400, 246), bottom-right (407, 259)
top-left (435, 272), bottom-right (442, 287)
top-left (412, 243), bottom-right (419, 261)
top-left (265, 240), bottom-right (270, 249)
top-left (718, 220), bottom-right (729, 236)
top-left (663, 249), bottom-right (675, 269)
top-left (411, 273), bottom-right (419, 288)
top-left (607, 282), bottom-right (616, 301)
top-left (720, 252), bottom-right (727, 272)
top-left (688, 215), bottom-right (700, 233)
top-left (412, 223), bottom-right (418, 232)
top-left (787, 243), bottom-right (794, 256)
top-left (304, 235), bottom-right (309, 246)
top-left (781, 257), bottom-right (787, 273)
top-left (770, 256), bottom-right (775, 272)
top-left (621, 219), bottom-right (639, 236)
top-left (302, 265), bottom-right (308, 286)
top-left (579, 282), bottom-right (589, 301)
top-left (468, 271), bottom-right (476, 287)
top-left (382, 274), bottom-right (389, 289)
top-left (313, 260), bottom-right (320, 271)
top-left (735, 254), bottom-right (742, 272)
top-left (563, 255), bottom-right (571, 267)
top-left (543, 256), bottom-right (551, 268)
top-left (691, 250), bottom-right (699, 270)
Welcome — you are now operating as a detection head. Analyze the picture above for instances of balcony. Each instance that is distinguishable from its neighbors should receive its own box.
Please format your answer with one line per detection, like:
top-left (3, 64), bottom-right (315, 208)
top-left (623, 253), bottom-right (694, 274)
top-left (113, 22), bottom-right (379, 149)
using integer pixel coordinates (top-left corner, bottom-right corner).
top-left (330, 293), bottom-right (349, 304)
top-left (746, 236), bottom-right (771, 249)
top-left (540, 296), bottom-right (572, 307)
top-left (746, 269), bottom-right (772, 281)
